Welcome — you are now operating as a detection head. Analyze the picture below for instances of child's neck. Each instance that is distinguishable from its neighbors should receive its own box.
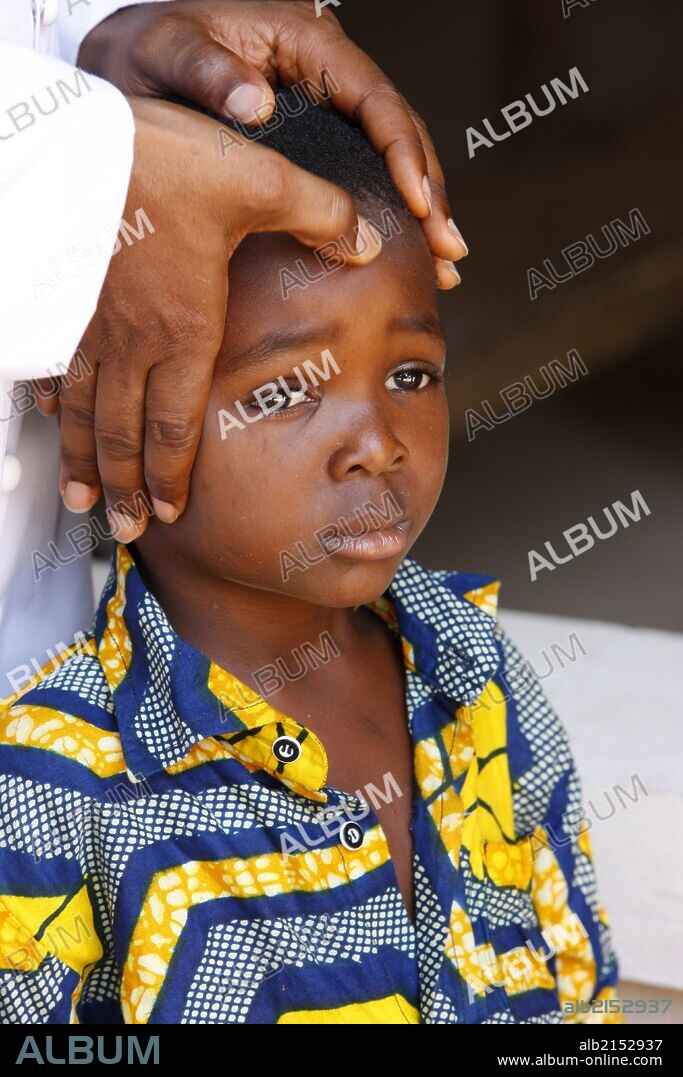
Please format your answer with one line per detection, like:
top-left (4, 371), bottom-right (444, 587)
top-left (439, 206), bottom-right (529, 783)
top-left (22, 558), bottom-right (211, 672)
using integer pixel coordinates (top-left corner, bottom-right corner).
top-left (131, 544), bottom-right (377, 697)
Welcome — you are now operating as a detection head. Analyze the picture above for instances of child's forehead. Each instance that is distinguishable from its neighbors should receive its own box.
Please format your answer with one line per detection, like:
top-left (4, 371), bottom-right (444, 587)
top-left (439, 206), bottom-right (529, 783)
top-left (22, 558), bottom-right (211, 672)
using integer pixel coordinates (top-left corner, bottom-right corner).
top-left (222, 217), bottom-right (438, 358)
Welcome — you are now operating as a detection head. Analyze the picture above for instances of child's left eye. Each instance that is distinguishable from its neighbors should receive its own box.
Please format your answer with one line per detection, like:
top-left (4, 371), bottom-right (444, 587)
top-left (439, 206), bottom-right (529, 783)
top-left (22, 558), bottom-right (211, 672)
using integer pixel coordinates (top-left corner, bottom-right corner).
top-left (385, 369), bottom-right (436, 391)
top-left (244, 384), bottom-right (312, 415)
top-left (271, 386), bottom-right (310, 410)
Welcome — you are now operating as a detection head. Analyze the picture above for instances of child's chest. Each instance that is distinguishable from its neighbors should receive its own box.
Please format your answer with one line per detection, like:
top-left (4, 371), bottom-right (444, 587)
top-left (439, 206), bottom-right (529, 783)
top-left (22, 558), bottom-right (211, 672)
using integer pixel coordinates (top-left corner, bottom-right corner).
top-left (328, 737), bottom-right (416, 923)
top-left (304, 651), bottom-right (417, 923)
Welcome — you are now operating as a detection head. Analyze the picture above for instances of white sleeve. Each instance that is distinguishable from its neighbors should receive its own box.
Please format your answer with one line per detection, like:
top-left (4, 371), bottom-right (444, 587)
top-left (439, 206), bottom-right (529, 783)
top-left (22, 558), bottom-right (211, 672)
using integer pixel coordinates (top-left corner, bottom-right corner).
top-left (0, 43), bottom-right (135, 382)
top-left (59, 0), bottom-right (173, 66)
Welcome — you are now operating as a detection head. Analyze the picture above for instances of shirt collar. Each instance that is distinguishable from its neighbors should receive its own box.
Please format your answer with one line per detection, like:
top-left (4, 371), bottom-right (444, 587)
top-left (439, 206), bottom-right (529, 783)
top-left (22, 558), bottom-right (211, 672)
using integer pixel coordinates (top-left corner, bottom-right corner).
top-left (94, 544), bottom-right (501, 800)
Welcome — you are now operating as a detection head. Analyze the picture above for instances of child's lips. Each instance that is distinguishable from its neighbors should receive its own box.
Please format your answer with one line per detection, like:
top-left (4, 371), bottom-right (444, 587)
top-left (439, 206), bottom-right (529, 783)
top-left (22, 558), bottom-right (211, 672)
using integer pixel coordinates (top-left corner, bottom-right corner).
top-left (320, 519), bottom-right (412, 561)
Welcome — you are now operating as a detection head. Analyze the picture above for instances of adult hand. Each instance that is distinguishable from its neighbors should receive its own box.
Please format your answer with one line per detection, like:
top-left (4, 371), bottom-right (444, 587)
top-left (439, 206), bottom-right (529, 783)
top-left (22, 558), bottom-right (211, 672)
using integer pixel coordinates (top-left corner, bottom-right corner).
top-left (78, 0), bottom-right (466, 287)
top-left (35, 96), bottom-right (381, 540)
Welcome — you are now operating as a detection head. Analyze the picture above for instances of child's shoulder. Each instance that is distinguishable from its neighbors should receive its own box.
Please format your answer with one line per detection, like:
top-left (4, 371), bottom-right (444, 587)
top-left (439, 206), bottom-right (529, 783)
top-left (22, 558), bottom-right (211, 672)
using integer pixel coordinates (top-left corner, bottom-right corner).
top-left (0, 632), bottom-right (119, 772)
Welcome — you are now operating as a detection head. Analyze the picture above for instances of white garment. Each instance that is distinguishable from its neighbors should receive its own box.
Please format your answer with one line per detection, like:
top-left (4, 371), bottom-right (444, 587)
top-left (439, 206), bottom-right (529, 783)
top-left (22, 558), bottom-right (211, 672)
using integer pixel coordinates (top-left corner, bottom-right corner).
top-left (0, 0), bottom-right (160, 691)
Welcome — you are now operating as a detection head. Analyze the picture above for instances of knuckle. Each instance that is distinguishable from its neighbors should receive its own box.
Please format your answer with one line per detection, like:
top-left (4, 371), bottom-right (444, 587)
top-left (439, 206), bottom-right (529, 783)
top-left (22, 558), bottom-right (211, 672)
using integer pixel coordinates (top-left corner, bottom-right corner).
top-left (60, 398), bottom-right (95, 429)
top-left (94, 426), bottom-right (141, 462)
top-left (145, 415), bottom-right (197, 451)
top-left (105, 487), bottom-right (144, 512)
top-left (174, 37), bottom-right (225, 89)
top-left (147, 474), bottom-right (186, 502)
top-left (166, 304), bottom-right (217, 352)
top-left (133, 11), bottom-right (184, 69)
top-left (354, 80), bottom-right (403, 122)
top-left (60, 448), bottom-right (97, 476)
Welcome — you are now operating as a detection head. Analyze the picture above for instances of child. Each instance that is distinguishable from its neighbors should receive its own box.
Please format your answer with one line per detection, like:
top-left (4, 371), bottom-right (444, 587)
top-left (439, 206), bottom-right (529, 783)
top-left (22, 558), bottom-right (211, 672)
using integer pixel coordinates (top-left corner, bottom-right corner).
top-left (0, 91), bottom-right (621, 1025)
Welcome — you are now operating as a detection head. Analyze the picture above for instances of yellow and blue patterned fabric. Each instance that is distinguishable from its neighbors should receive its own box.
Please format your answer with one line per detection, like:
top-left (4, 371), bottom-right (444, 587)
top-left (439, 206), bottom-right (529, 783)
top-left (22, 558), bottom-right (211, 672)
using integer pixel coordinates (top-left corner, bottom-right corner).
top-left (0, 543), bottom-right (622, 1025)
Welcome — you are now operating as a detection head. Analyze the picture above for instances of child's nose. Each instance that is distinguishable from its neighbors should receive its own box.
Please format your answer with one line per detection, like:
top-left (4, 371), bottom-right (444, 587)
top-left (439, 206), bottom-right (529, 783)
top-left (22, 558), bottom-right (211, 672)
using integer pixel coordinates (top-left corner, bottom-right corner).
top-left (328, 418), bottom-right (407, 481)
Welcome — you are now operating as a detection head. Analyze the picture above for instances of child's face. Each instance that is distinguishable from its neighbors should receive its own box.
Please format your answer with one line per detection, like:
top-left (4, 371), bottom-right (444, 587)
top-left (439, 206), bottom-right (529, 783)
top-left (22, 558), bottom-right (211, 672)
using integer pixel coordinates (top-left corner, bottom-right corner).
top-left (142, 209), bottom-right (449, 608)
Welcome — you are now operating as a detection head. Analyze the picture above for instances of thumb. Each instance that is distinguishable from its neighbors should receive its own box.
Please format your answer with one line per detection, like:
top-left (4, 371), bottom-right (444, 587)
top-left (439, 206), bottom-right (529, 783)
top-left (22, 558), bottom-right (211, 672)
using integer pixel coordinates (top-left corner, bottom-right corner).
top-left (229, 145), bottom-right (384, 268)
top-left (138, 21), bottom-right (276, 124)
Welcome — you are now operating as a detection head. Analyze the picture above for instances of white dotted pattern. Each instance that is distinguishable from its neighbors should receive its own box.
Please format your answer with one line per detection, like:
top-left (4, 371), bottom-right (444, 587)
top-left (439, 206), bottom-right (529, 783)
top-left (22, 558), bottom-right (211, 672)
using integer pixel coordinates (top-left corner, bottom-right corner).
top-left (183, 892), bottom-right (414, 1023)
top-left (389, 559), bottom-right (500, 705)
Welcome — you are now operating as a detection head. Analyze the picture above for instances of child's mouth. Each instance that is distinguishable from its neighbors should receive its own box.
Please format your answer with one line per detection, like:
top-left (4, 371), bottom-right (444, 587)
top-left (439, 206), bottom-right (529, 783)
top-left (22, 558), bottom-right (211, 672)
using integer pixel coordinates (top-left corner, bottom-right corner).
top-left (320, 519), bottom-right (412, 561)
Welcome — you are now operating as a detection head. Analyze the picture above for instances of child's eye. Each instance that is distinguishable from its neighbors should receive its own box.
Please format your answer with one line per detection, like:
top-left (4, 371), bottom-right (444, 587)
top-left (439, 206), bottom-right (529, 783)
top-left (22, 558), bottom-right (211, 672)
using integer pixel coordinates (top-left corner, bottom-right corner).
top-left (244, 384), bottom-right (312, 415)
top-left (271, 386), bottom-right (310, 410)
top-left (385, 367), bottom-right (441, 392)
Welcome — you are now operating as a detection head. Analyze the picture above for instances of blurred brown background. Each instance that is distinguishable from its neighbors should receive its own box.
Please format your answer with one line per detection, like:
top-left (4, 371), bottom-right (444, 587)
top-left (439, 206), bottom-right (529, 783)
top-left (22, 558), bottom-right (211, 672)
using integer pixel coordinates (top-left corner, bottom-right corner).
top-left (338, 0), bottom-right (683, 630)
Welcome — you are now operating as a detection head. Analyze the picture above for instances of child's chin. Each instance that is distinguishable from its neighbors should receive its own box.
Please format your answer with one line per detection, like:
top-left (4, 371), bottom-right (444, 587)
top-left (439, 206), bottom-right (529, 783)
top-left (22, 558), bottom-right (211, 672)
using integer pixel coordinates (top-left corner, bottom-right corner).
top-left (296, 559), bottom-right (403, 609)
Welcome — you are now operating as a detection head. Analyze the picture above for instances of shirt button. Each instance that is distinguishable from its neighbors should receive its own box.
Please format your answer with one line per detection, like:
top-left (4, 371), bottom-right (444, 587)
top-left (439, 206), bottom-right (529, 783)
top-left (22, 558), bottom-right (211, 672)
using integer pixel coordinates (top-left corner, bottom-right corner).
top-left (272, 735), bottom-right (301, 765)
top-left (1, 454), bottom-right (22, 494)
top-left (340, 821), bottom-right (364, 851)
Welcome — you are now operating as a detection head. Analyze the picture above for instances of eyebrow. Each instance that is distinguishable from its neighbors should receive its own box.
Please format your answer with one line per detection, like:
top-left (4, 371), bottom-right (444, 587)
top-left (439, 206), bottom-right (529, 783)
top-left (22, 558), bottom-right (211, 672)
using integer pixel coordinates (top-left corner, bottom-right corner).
top-left (221, 311), bottom-right (445, 375)
top-left (386, 312), bottom-right (446, 340)
top-left (223, 324), bottom-right (342, 374)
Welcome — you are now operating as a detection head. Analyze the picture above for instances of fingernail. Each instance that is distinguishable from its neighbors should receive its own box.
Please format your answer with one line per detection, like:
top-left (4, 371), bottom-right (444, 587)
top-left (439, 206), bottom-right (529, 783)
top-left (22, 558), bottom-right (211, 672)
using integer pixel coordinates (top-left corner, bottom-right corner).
top-left (447, 218), bottom-right (469, 255)
top-left (440, 259), bottom-right (461, 284)
top-left (107, 509), bottom-right (143, 543)
top-left (63, 481), bottom-right (97, 513)
top-left (152, 497), bottom-right (179, 523)
top-left (225, 84), bottom-right (269, 122)
top-left (355, 215), bottom-right (382, 256)
top-left (422, 176), bottom-right (433, 214)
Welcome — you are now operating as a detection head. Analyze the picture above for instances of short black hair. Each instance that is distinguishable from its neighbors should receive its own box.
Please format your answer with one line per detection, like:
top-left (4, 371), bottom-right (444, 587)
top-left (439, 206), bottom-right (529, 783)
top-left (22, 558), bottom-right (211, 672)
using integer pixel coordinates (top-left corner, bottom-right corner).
top-left (234, 87), bottom-right (407, 211)
top-left (179, 85), bottom-right (408, 213)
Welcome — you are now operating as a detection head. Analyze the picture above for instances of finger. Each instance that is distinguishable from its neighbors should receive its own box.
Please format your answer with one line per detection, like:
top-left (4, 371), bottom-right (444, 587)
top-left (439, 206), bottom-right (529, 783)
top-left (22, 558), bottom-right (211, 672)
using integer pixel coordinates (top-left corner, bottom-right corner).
top-left (143, 354), bottom-right (216, 520)
top-left (230, 147), bottom-right (382, 266)
top-left (435, 258), bottom-right (461, 290)
top-left (287, 29), bottom-right (430, 219)
top-left (134, 18), bottom-right (275, 124)
top-left (32, 377), bottom-right (60, 417)
top-left (58, 365), bottom-right (101, 515)
top-left (406, 103), bottom-right (468, 263)
top-left (94, 359), bottom-right (150, 543)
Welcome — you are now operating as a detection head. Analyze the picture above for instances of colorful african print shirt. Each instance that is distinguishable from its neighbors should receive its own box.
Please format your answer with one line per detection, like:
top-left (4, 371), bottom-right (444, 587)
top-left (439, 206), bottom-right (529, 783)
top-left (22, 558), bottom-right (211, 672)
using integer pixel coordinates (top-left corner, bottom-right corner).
top-left (0, 543), bottom-right (621, 1025)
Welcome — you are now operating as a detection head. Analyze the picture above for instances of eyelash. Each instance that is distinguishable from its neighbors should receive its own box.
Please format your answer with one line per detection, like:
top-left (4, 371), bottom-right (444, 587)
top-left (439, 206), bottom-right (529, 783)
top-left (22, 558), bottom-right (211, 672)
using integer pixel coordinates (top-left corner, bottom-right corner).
top-left (385, 365), bottom-right (444, 392)
top-left (243, 383), bottom-right (314, 415)
top-left (243, 363), bottom-right (443, 417)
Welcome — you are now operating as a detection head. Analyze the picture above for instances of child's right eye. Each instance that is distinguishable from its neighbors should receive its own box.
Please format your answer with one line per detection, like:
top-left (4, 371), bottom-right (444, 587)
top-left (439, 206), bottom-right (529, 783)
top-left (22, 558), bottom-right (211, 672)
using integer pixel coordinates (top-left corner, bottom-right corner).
top-left (244, 384), bottom-right (313, 415)
top-left (385, 363), bottom-right (444, 393)
top-left (387, 370), bottom-right (433, 391)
